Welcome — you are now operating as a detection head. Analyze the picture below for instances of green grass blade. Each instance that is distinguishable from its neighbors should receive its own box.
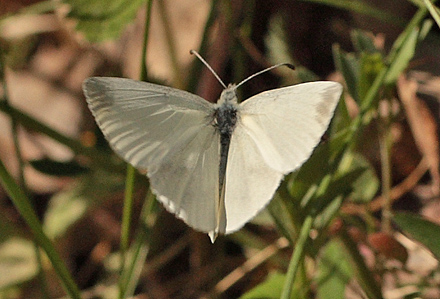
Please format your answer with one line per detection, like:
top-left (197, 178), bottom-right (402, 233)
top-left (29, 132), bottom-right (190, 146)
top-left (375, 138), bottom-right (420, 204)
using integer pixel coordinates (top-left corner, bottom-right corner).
top-left (332, 45), bottom-right (359, 102)
top-left (119, 164), bottom-right (136, 272)
top-left (0, 102), bottom-right (122, 173)
top-left (300, 0), bottom-right (403, 25)
top-left (118, 192), bottom-right (156, 299)
top-left (339, 229), bottom-right (383, 299)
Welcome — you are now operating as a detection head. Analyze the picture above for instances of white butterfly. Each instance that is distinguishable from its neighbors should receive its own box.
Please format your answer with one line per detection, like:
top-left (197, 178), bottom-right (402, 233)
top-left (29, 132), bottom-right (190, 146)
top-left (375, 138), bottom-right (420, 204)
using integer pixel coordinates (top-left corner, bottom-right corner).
top-left (83, 53), bottom-right (342, 242)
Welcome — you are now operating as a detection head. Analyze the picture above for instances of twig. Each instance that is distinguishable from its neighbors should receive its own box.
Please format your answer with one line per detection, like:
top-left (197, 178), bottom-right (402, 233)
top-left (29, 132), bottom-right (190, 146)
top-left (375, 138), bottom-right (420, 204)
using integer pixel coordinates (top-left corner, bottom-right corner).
top-left (342, 157), bottom-right (429, 215)
top-left (215, 237), bottom-right (289, 294)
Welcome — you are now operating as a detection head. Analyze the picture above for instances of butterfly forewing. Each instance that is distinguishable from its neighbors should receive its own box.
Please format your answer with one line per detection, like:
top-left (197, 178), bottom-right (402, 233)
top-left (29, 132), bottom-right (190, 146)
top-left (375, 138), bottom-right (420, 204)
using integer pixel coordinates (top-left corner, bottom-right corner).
top-left (84, 78), bottom-right (213, 169)
top-left (238, 81), bottom-right (343, 174)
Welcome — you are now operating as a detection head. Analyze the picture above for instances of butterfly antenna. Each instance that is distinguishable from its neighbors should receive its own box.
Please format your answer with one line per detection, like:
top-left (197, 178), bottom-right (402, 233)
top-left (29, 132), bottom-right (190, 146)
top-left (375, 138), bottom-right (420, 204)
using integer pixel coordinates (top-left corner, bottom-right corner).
top-left (236, 63), bottom-right (295, 89)
top-left (190, 50), bottom-right (227, 89)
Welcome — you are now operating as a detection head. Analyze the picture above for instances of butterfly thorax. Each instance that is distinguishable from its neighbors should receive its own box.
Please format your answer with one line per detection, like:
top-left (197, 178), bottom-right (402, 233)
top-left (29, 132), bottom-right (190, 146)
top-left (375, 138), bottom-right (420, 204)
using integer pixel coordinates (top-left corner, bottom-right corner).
top-left (214, 103), bottom-right (238, 136)
top-left (214, 85), bottom-right (238, 137)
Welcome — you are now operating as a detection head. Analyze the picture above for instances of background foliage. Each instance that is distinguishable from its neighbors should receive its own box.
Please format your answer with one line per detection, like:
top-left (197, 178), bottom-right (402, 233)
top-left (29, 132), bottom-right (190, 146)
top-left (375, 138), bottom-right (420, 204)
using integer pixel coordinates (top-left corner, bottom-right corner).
top-left (1, 0), bottom-right (440, 298)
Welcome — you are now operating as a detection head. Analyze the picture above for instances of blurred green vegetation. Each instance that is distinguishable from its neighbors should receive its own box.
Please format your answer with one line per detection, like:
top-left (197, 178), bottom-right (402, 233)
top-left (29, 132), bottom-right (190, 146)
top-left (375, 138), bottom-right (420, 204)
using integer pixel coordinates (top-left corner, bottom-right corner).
top-left (1, 0), bottom-right (440, 298)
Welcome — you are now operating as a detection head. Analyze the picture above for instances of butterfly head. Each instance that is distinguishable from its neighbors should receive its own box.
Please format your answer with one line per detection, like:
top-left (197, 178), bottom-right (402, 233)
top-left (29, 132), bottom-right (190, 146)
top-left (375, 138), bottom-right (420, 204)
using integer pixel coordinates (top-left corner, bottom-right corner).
top-left (218, 84), bottom-right (238, 105)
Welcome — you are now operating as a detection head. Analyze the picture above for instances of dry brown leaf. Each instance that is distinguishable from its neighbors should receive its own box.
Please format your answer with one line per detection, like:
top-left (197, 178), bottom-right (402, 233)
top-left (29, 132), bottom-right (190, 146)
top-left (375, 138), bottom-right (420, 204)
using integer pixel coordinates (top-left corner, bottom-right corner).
top-left (398, 75), bottom-right (440, 194)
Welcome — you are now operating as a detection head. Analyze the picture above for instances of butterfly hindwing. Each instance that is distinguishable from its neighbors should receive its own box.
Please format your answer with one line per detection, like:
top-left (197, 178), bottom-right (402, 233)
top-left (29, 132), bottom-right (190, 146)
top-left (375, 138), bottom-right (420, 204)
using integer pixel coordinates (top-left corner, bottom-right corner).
top-left (224, 124), bottom-right (283, 233)
top-left (149, 124), bottom-right (220, 232)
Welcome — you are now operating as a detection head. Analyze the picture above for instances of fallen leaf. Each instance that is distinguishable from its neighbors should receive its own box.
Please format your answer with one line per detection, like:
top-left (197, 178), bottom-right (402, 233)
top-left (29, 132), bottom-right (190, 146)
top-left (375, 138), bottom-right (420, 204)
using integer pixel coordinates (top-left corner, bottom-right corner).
top-left (398, 75), bottom-right (440, 195)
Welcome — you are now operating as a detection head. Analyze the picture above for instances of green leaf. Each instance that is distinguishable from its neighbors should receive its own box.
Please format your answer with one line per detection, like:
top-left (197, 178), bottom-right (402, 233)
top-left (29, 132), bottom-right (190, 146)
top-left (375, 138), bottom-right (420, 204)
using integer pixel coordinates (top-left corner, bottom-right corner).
top-left (289, 131), bottom-right (348, 202)
top-left (43, 188), bottom-right (90, 239)
top-left (330, 94), bottom-right (351, 136)
top-left (266, 14), bottom-right (292, 69)
top-left (288, 121), bottom-right (353, 206)
top-left (358, 52), bottom-right (384, 104)
top-left (316, 240), bottom-right (353, 299)
top-left (419, 19), bottom-right (434, 39)
top-left (265, 13), bottom-right (319, 84)
top-left (333, 45), bottom-right (359, 102)
top-left (64, 0), bottom-right (145, 42)
top-left (268, 191), bottom-right (298, 243)
top-left (340, 153), bottom-right (379, 203)
top-left (311, 166), bottom-right (365, 229)
top-left (384, 28), bottom-right (419, 84)
top-left (43, 170), bottom-right (125, 239)
top-left (423, 0), bottom-right (440, 29)
top-left (240, 272), bottom-right (286, 299)
top-left (312, 194), bottom-right (343, 232)
top-left (385, 8), bottom-right (429, 84)
top-left (296, 150), bottom-right (375, 230)
top-left (393, 212), bottom-right (440, 259)
top-left (0, 238), bottom-right (38, 289)
top-left (351, 29), bottom-right (379, 54)
top-left (29, 158), bottom-right (89, 177)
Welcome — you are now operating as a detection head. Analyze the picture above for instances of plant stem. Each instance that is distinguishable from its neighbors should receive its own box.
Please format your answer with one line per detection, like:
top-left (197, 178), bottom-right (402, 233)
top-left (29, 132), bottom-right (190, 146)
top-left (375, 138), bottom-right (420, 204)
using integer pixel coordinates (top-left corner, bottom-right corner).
top-left (280, 215), bottom-right (313, 299)
top-left (118, 2), bottom-right (154, 298)
top-left (120, 166), bottom-right (136, 263)
top-left (379, 102), bottom-right (393, 233)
